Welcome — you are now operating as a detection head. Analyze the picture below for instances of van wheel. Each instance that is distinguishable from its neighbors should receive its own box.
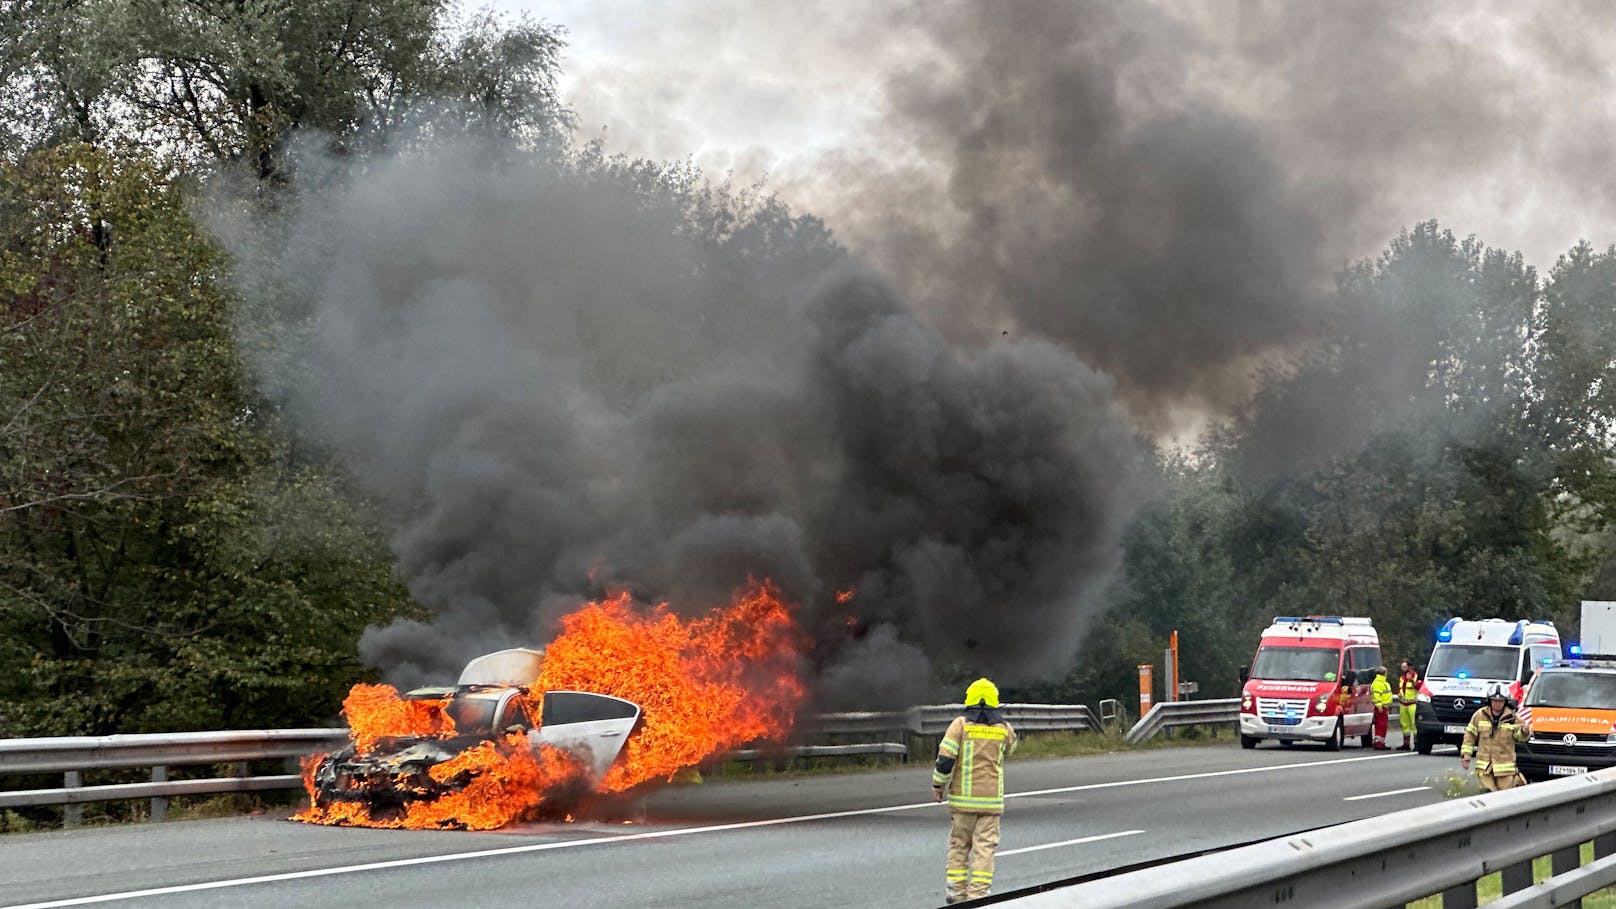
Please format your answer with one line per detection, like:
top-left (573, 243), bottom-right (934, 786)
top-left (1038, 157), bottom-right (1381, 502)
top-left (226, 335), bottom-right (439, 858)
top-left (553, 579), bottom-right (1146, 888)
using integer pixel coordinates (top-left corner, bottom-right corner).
top-left (1240, 735), bottom-right (1258, 750)
top-left (1416, 735), bottom-right (1433, 756)
top-left (1326, 722), bottom-right (1343, 751)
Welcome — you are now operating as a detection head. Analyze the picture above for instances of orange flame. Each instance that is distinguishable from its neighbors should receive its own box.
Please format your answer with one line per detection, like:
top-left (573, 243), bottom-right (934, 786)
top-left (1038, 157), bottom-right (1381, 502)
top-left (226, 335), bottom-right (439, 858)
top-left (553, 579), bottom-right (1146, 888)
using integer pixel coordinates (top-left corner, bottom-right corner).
top-left (295, 580), bottom-right (806, 830)
top-left (537, 580), bottom-right (807, 791)
top-left (835, 587), bottom-right (855, 604)
top-left (341, 684), bottom-right (455, 753)
top-left (295, 736), bottom-right (586, 831)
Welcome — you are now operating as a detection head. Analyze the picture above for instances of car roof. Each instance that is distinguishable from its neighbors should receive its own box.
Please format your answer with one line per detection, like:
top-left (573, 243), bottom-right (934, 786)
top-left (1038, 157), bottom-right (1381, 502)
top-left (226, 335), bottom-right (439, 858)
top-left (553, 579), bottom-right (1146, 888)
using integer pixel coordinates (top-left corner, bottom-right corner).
top-left (1538, 659), bottom-right (1616, 674)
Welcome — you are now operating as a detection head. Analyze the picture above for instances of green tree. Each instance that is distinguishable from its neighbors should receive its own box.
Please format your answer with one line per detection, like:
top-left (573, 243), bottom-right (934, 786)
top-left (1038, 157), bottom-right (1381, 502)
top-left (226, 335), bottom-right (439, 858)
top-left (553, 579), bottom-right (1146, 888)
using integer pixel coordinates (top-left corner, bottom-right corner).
top-left (0, 143), bottom-right (414, 735)
top-left (1, 1), bottom-right (570, 175)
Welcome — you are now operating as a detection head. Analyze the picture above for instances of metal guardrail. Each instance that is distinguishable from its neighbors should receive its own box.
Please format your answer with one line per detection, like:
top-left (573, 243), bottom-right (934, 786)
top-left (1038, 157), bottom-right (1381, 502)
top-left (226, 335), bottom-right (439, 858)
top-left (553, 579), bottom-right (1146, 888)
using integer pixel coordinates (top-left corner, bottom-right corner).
top-left (998, 767), bottom-right (1616, 908)
top-left (815, 703), bottom-right (1100, 738)
top-left (724, 743), bottom-right (908, 763)
top-left (1123, 698), bottom-right (1238, 745)
top-left (0, 729), bottom-right (349, 774)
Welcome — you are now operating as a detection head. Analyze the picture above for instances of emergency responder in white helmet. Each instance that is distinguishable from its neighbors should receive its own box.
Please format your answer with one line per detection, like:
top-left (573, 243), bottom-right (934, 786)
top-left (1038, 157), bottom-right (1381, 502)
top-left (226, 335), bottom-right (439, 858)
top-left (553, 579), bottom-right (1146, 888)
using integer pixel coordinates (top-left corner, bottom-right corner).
top-left (1460, 684), bottom-right (1531, 791)
top-left (933, 677), bottom-right (1018, 904)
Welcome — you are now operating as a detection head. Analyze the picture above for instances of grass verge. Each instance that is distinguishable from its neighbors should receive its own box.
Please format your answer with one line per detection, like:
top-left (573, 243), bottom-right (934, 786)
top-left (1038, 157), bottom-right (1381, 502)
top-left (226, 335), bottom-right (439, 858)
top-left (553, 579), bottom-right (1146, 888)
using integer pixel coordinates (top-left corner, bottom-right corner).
top-left (1405, 843), bottom-right (1616, 907)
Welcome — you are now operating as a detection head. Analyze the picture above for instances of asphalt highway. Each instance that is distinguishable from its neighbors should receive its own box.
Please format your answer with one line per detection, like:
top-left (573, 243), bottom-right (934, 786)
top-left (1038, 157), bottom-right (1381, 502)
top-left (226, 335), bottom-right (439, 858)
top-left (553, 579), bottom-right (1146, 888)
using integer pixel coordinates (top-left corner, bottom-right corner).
top-left (1, 741), bottom-right (1465, 909)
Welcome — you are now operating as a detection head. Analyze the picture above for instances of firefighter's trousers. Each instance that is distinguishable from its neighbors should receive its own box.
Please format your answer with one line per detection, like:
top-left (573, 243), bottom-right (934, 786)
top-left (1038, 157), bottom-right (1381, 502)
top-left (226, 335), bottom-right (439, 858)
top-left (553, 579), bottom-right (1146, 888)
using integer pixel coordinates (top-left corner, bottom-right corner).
top-left (1478, 770), bottom-right (1525, 791)
top-left (1372, 707), bottom-right (1389, 747)
top-left (947, 811), bottom-right (1001, 902)
top-left (1399, 703), bottom-right (1416, 740)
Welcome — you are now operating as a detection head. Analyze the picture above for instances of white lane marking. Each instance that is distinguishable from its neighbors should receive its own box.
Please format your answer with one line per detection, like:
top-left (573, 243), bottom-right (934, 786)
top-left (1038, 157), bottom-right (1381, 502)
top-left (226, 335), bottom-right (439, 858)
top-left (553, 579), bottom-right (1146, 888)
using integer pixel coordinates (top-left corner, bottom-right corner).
top-left (1343, 785), bottom-right (1430, 802)
top-left (999, 829), bottom-right (1145, 856)
top-left (4, 751), bottom-right (1412, 909)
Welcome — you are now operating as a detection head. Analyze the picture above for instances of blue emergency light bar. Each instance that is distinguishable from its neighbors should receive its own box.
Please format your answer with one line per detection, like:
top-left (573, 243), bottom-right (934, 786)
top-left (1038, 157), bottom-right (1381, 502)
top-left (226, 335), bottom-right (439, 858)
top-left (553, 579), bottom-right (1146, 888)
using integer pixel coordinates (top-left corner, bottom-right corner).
top-left (1570, 644), bottom-right (1584, 656)
top-left (1437, 617), bottom-right (1459, 642)
top-left (1272, 616), bottom-right (1345, 625)
top-left (1509, 620), bottom-right (1528, 645)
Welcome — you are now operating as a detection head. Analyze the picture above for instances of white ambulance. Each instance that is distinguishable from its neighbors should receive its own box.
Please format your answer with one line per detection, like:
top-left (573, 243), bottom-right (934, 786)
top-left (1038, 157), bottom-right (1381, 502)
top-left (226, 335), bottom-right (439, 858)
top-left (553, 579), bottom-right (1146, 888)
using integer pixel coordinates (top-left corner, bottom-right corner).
top-left (1414, 618), bottom-right (1561, 754)
top-left (1238, 616), bottom-right (1382, 750)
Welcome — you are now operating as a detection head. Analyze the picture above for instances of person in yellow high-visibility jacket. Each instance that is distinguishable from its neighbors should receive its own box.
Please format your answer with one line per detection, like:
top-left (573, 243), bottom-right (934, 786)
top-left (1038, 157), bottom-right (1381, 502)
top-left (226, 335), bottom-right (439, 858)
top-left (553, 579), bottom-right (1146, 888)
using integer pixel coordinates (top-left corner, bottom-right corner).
top-left (933, 678), bottom-right (1018, 905)
top-left (1370, 666), bottom-right (1393, 750)
top-left (1461, 685), bottom-right (1531, 790)
top-left (1396, 659), bottom-right (1420, 751)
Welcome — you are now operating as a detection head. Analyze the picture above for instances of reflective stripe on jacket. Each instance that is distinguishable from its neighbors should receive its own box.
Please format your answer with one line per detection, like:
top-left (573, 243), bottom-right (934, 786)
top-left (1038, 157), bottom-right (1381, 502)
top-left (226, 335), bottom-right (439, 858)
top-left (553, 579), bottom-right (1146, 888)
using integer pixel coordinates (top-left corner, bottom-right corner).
top-left (1397, 671), bottom-right (1420, 706)
top-left (1461, 706), bottom-right (1529, 774)
top-left (933, 715), bottom-right (1017, 814)
top-left (1371, 674), bottom-right (1393, 709)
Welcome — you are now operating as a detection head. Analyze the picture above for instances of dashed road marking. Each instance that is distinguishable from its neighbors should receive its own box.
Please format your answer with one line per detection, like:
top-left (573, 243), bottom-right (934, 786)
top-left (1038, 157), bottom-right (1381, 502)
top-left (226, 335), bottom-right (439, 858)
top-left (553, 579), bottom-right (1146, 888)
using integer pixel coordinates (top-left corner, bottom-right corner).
top-left (1343, 785), bottom-right (1430, 801)
top-left (1000, 829), bottom-right (1145, 856)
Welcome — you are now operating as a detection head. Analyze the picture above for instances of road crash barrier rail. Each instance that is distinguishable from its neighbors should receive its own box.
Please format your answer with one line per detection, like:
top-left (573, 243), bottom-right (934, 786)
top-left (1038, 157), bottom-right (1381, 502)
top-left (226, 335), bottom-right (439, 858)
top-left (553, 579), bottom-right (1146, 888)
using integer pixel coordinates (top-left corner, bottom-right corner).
top-left (1123, 698), bottom-right (1239, 745)
top-left (814, 703), bottom-right (1101, 740)
top-left (0, 729), bottom-right (350, 826)
top-left (996, 766), bottom-right (1616, 909)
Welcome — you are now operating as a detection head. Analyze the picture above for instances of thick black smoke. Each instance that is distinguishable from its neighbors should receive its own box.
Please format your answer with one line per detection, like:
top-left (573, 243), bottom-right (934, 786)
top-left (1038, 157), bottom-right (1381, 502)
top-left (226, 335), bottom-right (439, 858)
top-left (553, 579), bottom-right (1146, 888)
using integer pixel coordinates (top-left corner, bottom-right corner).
top-left (212, 131), bottom-right (1139, 706)
top-left (762, 0), bottom-right (1616, 436)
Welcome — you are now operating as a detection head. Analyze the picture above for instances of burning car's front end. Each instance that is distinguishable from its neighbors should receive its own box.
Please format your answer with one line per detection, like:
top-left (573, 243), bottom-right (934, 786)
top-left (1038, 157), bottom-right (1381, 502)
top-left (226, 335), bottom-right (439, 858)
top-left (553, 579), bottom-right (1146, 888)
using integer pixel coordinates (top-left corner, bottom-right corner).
top-left (312, 736), bottom-right (481, 807)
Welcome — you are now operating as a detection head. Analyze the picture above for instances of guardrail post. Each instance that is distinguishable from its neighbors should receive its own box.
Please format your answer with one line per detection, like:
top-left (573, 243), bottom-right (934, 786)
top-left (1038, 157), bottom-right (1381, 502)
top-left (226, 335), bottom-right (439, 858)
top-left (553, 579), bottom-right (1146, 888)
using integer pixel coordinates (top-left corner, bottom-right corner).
top-left (63, 771), bottom-right (82, 827)
top-left (1551, 844), bottom-right (1581, 909)
top-left (150, 765), bottom-right (168, 822)
top-left (1439, 879), bottom-right (1478, 909)
top-left (1499, 859), bottom-right (1533, 895)
top-left (1596, 830), bottom-right (1616, 859)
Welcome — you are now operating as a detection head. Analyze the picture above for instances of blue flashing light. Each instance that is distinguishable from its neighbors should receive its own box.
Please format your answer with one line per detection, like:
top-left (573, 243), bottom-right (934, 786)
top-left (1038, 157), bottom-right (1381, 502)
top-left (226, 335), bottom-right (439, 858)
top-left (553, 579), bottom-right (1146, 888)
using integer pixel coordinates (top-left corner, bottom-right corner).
top-left (1570, 644), bottom-right (1584, 656)
top-left (1457, 670), bottom-right (1470, 680)
top-left (1508, 620), bottom-right (1528, 646)
top-left (1273, 616), bottom-right (1301, 624)
top-left (1542, 657), bottom-right (1555, 666)
top-left (1437, 618), bottom-right (1460, 642)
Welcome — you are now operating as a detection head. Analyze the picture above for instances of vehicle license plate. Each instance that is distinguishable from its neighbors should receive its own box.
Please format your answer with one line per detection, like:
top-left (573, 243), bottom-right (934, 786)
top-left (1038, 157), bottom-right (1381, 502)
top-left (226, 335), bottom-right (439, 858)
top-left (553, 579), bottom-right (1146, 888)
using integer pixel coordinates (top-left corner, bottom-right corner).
top-left (1266, 726), bottom-right (1291, 736)
top-left (1549, 765), bottom-right (1589, 777)
top-left (1443, 725), bottom-right (1467, 734)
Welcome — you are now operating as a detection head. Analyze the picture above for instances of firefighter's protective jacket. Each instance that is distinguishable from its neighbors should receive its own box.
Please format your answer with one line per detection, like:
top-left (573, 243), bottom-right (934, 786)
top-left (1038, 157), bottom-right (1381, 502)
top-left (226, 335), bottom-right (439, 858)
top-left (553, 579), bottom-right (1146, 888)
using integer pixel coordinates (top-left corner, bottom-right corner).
top-left (1397, 670), bottom-right (1420, 706)
top-left (1370, 672), bottom-right (1393, 709)
top-left (1461, 706), bottom-right (1529, 775)
top-left (933, 712), bottom-right (1018, 814)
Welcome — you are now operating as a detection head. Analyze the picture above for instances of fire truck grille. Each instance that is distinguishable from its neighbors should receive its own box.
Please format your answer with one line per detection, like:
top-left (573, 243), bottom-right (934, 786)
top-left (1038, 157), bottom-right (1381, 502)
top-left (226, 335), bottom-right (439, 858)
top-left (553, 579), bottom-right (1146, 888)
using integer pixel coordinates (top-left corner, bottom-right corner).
top-left (1256, 698), bottom-right (1310, 725)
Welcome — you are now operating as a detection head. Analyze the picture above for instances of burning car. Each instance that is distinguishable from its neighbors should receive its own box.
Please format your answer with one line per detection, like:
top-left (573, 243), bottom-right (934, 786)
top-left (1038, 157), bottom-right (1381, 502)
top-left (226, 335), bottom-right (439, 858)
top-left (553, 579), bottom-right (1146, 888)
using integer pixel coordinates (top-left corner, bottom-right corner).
top-left (305, 648), bottom-right (640, 824)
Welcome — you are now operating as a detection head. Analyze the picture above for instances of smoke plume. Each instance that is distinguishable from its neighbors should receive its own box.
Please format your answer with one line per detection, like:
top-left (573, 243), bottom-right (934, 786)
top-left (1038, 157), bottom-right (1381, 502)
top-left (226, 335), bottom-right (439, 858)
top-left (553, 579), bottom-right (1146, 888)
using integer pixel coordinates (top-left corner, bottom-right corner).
top-left (555, 0), bottom-right (1616, 435)
top-left (211, 130), bottom-right (1140, 705)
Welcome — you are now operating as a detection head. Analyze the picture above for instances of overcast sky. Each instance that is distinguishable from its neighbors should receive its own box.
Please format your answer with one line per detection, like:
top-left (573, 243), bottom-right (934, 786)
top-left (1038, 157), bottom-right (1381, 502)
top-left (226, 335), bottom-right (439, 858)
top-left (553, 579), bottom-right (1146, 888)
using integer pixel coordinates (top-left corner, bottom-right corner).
top-left (491, 1), bottom-right (1616, 435)
top-left (503, 2), bottom-right (1612, 262)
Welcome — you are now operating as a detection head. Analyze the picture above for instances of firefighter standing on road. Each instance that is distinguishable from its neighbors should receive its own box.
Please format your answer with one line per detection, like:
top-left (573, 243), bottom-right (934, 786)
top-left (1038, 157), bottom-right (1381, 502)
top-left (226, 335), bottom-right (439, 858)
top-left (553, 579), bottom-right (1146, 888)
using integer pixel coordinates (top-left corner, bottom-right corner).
top-left (1370, 666), bottom-right (1393, 750)
top-left (1396, 659), bottom-right (1420, 751)
top-left (933, 678), bottom-right (1018, 905)
top-left (1461, 685), bottom-right (1531, 790)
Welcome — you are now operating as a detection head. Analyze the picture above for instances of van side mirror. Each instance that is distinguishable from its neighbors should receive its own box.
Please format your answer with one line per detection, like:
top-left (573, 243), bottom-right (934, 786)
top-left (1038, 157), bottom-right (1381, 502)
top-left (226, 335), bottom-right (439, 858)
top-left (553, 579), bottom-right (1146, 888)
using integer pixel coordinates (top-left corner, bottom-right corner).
top-left (1238, 666), bottom-right (1249, 683)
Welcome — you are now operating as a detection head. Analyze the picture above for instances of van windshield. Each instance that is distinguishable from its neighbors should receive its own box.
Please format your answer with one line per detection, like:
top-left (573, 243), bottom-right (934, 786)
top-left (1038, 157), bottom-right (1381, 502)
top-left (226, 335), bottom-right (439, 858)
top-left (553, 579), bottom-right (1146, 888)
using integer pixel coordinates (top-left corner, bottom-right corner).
top-left (1428, 645), bottom-right (1517, 681)
top-left (1250, 646), bottom-right (1339, 682)
top-left (1527, 672), bottom-right (1616, 710)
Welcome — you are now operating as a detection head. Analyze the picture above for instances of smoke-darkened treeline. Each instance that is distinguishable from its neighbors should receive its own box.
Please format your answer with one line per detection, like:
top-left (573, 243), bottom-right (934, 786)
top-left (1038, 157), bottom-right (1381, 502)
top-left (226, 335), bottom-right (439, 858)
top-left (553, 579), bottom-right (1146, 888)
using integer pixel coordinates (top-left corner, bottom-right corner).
top-left (3, 0), bottom-right (1616, 801)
